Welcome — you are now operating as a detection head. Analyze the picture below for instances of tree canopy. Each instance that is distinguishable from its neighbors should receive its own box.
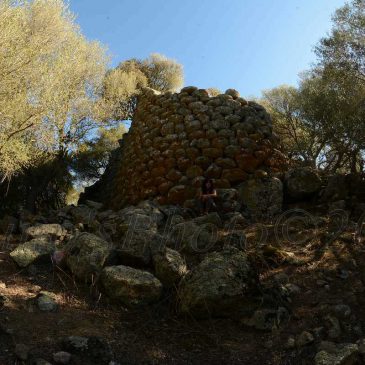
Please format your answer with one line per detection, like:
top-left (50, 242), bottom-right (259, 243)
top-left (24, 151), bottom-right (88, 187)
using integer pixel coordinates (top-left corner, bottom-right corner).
top-left (100, 53), bottom-right (184, 121)
top-left (262, 0), bottom-right (365, 173)
top-left (0, 0), bottom-right (108, 179)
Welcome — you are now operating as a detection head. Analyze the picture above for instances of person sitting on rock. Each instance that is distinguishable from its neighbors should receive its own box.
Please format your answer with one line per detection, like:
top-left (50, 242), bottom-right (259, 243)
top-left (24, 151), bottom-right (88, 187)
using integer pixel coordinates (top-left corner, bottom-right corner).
top-left (198, 178), bottom-right (217, 215)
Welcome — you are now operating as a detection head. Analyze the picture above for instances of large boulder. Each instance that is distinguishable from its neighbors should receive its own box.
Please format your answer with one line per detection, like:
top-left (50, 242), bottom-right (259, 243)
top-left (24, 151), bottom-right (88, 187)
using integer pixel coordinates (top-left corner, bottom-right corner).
top-left (178, 246), bottom-right (261, 318)
top-left (84, 200), bottom-right (103, 210)
top-left (65, 233), bottom-right (112, 280)
top-left (216, 189), bottom-right (241, 213)
top-left (223, 212), bottom-right (248, 230)
top-left (322, 175), bottom-right (347, 202)
top-left (192, 212), bottom-right (222, 227)
top-left (319, 174), bottom-right (364, 203)
top-left (117, 227), bottom-right (163, 266)
top-left (25, 224), bottom-right (67, 240)
top-left (10, 237), bottom-right (55, 267)
top-left (285, 167), bottom-right (322, 200)
top-left (238, 177), bottom-right (283, 220)
top-left (68, 205), bottom-right (97, 225)
top-left (101, 265), bottom-right (162, 306)
top-left (169, 221), bottom-right (218, 254)
top-left (153, 248), bottom-right (187, 288)
top-left (315, 341), bottom-right (359, 365)
top-left (135, 200), bottom-right (165, 226)
top-left (117, 205), bottom-right (159, 230)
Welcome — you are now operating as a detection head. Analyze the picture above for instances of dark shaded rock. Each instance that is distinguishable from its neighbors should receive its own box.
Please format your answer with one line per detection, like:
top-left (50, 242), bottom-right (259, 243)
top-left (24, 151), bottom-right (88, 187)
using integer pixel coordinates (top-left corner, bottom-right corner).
top-left (65, 233), bottom-right (112, 280)
top-left (285, 167), bottom-right (322, 200)
top-left (62, 336), bottom-right (113, 365)
top-left (10, 237), bottom-right (55, 267)
top-left (242, 306), bottom-right (289, 331)
top-left (101, 265), bottom-right (162, 306)
top-left (178, 246), bottom-right (261, 318)
top-left (153, 248), bottom-right (187, 288)
top-left (238, 177), bottom-right (283, 219)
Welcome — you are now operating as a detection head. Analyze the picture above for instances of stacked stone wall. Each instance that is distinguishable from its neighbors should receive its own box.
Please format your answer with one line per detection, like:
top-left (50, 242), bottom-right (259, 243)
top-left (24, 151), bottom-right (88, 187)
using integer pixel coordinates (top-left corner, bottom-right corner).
top-left (105, 86), bottom-right (283, 209)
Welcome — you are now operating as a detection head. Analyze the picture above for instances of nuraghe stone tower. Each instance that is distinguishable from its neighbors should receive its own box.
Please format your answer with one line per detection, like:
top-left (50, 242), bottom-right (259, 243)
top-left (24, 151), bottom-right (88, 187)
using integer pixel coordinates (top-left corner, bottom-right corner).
top-left (83, 86), bottom-right (284, 209)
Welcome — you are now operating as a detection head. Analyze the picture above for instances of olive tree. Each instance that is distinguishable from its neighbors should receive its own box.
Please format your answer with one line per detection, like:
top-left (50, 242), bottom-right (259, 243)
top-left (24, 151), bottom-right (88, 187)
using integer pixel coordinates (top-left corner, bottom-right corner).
top-left (0, 0), bottom-right (108, 180)
top-left (100, 53), bottom-right (184, 121)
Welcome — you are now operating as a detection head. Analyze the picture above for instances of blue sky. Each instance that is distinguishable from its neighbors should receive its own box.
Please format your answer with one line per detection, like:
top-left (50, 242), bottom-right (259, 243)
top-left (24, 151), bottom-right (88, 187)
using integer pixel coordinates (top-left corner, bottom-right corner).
top-left (70, 0), bottom-right (347, 98)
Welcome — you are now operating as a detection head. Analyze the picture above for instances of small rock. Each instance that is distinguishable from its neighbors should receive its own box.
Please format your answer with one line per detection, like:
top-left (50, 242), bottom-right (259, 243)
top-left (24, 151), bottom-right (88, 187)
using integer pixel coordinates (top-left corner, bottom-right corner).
top-left (27, 264), bottom-right (38, 276)
top-left (52, 250), bottom-right (67, 266)
top-left (285, 336), bottom-right (296, 349)
top-left (353, 325), bottom-right (363, 336)
top-left (225, 88), bottom-right (240, 98)
top-left (317, 280), bottom-right (328, 287)
top-left (62, 336), bottom-right (88, 351)
top-left (0, 294), bottom-right (6, 309)
top-left (223, 212), bottom-right (247, 230)
top-left (337, 269), bottom-right (349, 280)
top-left (62, 336), bottom-right (113, 364)
top-left (62, 220), bottom-right (74, 231)
top-left (34, 359), bottom-right (52, 365)
top-left (357, 338), bottom-right (365, 354)
top-left (285, 283), bottom-right (301, 296)
top-left (273, 272), bottom-right (289, 284)
top-left (14, 343), bottom-right (29, 361)
top-left (37, 292), bottom-right (58, 312)
top-left (313, 327), bottom-right (326, 340)
top-left (221, 231), bottom-right (247, 250)
top-left (332, 304), bottom-right (351, 318)
top-left (296, 331), bottom-right (314, 347)
top-left (53, 351), bottom-right (71, 364)
top-left (85, 200), bottom-right (103, 210)
top-left (192, 212), bottom-right (222, 227)
top-left (325, 315), bottom-right (341, 339)
top-left (242, 307), bottom-right (289, 331)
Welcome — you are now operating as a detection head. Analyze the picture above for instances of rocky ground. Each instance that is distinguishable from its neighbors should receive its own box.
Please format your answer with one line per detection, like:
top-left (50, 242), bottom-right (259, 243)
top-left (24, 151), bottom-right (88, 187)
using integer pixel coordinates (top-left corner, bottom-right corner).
top-left (1, 196), bottom-right (365, 364)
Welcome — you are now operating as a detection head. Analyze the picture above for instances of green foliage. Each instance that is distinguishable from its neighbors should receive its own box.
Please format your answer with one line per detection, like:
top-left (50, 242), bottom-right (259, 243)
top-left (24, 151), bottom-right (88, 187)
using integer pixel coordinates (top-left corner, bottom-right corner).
top-left (316, 0), bottom-right (365, 81)
top-left (261, 85), bottom-right (317, 164)
top-left (100, 53), bottom-right (184, 121)
top-left (300, 69), bottom-right (365, 172)
top-left (0, 153), bottom-right (72, 213)
top-left (263, 0), bottom-right (365, 173)
top-left (139, 53), bottom-right (184, 92)
top-left (71, 124), bottom-right (127, 182)
top-left (0, 0), bottom-right (108, 180)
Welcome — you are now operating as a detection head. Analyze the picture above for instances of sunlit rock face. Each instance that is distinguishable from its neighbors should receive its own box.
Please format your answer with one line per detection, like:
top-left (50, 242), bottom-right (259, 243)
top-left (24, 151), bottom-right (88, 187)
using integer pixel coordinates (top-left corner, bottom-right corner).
top-left (83, 86), bottom-right (285, 209)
